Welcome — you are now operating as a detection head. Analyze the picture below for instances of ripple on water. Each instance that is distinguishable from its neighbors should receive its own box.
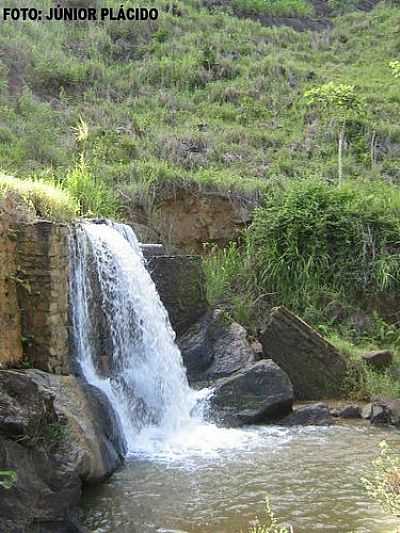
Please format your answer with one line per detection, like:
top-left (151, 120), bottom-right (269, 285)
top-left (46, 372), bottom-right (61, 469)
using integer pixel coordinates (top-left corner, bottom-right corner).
top-left (81, 423), bottom-right (400, 533)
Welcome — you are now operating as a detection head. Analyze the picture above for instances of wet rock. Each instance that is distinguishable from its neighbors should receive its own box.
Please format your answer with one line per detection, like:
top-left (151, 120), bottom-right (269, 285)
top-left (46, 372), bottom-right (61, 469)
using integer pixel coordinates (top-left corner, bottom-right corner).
top-left (330, 404), bottom-right (362, 419)
top-left (361, 350), bottom-right (393, 371)
top-left (280, 403), bottom-right (334, 426)
top-left (208, 360), bottom-right (293, 427)
top-left (178, 309), bottom-right (256, 383)
top-left (0, 370), bottom-right (124, 531)
top-left (260, 306), bottom-right (347, 400)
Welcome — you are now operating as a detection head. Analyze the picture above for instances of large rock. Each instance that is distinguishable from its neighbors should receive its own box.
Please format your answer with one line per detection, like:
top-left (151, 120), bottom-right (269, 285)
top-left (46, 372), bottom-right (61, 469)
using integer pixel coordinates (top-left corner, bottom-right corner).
top-left (280, 403), bottom-right (334, 426)
top-left (147, 255), bottom-right (208, 335)
top-left (361, 400), bottom-right (400, 427)
top-left (330, 404), bottom-right (362, 419)
top-left (361, 350), bottom-right (393, 371)
top-left (260, 306), bottom-right (347, 400)
top-left (208, 360), bottom-right (293, 427)
top-left (0, 370), bottom-right (124, 532)
top-left (177, 309), bottom-right (256, 383)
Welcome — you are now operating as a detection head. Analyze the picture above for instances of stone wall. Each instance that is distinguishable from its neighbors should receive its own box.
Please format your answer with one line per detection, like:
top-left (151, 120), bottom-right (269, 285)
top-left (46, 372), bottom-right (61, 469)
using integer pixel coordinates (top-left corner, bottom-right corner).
top-left (147, 255), bottom-right (209, 336)
top-left (16, 222), bottom-right (71, 374)
top-left (0, 200), bottom-right (23, 366)
top-left (0, 205), bottom-right (71, 373)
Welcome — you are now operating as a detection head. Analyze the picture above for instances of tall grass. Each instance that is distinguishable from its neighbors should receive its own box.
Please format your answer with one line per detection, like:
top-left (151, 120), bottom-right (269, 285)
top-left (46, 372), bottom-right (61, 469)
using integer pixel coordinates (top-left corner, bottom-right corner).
top-left (204, 177), bottom-right (400, 342)
top-left (247, 178), bottom-right (400, 313)
top-left (0, 174), bottom-right (78, 221)
top-left (233, 0), bottom-right (313, 17)
top-left (63, 160), bottom-right (120, 218)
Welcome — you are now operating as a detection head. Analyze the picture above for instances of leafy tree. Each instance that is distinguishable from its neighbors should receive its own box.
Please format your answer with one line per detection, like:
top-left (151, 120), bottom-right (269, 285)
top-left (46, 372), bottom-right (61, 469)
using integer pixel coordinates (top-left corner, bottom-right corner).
top-left (304, 82), bottom-right (365, 182)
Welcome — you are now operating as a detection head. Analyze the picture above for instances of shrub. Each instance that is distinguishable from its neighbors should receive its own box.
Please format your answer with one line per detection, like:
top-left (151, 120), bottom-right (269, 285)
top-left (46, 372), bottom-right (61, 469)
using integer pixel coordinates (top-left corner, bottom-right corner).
top-left (362, 441), bottom-right (400, 518)
top-left (0, 174), bottom-right (78, 221)
top-left (246, 178), bottom-right (400, 313)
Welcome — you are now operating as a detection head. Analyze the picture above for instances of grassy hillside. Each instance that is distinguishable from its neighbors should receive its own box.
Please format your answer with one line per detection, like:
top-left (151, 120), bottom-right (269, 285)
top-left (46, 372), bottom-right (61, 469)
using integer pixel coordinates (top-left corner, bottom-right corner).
top-left (0, 0), bottom-right (399, 208)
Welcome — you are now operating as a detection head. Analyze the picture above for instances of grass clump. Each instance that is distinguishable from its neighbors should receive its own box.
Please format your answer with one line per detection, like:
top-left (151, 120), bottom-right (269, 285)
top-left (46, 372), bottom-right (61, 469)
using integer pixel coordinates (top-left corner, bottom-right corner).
top-left (232, 0), bottom-right (313, 17)
top-left (247, 178), bottom-right (400, 313)
top-left (0, 174), bottom-right (78, 221)
top-left (63, 160), bottom-right (120, 218)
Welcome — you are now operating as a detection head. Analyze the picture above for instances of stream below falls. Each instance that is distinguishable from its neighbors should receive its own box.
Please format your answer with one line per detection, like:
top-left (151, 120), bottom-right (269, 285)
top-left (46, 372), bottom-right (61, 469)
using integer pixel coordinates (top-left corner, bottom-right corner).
top-left (81, 421), bottom-right (400, 533)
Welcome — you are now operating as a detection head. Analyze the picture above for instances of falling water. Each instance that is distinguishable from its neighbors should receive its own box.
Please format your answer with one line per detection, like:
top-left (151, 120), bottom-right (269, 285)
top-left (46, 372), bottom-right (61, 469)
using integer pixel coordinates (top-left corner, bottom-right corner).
top-left (70, 221), bottom-right (204, 452)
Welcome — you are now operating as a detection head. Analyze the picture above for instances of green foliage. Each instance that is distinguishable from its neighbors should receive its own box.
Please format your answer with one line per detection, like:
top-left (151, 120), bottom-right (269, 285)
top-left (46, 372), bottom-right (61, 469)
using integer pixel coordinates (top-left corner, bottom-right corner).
top-left (247, 178), bottom-right (400, 312)
top-left (203, 242), bottom-right (244, 304)
top-left (362, 441), bottom-right (400, 518)
top-left (0, 1), bottom-right (399, 199)
top-left (0, 174), bottom-right (78, 221)
top-left (63, 159), bottom-right (120, 218)
top-left (304, 82), bottom-right (365, 125)
top-left (232, 0), bottom-right (312, 17)
top-left (204, 178), bottom-right (400, 387)
top-left (0, 470), bottom-right (17, 490)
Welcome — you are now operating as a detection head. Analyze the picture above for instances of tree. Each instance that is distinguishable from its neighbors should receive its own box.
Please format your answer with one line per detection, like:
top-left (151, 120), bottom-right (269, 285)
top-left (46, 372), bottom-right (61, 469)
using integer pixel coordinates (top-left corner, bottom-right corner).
top-left (304, 81), bottom-right (365, 183)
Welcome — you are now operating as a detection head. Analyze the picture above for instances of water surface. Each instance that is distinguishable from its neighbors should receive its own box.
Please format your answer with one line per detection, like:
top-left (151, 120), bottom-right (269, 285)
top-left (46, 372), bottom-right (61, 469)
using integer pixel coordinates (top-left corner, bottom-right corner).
top-left (81, 421), bottom-right (400, 533)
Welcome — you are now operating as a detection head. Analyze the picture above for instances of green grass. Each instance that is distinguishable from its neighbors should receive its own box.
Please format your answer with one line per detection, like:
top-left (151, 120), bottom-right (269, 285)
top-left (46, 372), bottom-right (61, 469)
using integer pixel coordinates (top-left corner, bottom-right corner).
top-left (232, 0), bottom-right (313, 17)
top-left (0, 174), bottom-right (78, 221)
top-left (0, 0), bottom-right (399, 206)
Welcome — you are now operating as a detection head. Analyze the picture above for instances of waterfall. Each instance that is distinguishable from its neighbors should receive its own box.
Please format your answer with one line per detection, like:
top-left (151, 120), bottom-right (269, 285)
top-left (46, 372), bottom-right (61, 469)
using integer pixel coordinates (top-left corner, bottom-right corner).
top-left (70, 221), bottom-right (203, 453)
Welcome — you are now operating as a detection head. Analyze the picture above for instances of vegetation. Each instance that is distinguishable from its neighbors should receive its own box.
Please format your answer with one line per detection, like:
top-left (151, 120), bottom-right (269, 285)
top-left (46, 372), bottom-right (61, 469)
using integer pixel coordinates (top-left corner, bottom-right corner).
top-left (232, 0), bottom-right (312, 17)
top-left (0, 174), bottom-right (78, 220)
top-left (0, 0), bottom-right (400, 206)
top-left (304, 82), bottom-right (365, 182)
top-left (204, 177), bottom-right (400, 399)
top-left (0, 470), bottom-right (17, 490)
top-left (362, 441), bottom-right (400, 518)
top-left (246, 498), bottom-right (292, 533)
top-left (0, 1), bottom-right (399, 393)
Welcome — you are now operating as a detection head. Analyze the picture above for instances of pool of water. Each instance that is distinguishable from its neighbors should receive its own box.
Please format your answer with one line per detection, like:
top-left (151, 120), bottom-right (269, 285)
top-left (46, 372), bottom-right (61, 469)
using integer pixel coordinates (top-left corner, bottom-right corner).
top-left (81, 421), bottom-right (400, 533)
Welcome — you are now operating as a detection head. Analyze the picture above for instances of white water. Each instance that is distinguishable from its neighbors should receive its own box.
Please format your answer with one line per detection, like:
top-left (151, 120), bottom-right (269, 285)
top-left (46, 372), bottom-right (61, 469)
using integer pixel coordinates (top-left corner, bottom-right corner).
top-left (70, 221), bottom-right (251, 456)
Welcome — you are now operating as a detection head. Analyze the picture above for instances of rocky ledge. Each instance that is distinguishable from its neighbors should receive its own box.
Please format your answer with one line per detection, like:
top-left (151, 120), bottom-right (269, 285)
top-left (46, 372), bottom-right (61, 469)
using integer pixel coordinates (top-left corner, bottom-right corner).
top-left (0, 370), bottom-right (125, 533)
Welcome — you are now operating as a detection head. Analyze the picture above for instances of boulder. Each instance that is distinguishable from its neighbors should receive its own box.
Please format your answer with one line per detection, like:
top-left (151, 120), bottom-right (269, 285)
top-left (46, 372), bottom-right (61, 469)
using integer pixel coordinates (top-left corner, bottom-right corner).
top-left (260, 306), bottom-right (347, 400)
top-left (361, 400), bottom-right (400, 426)
top-left (147, 255), bottom-right (208, 335)
top-left (280, 403), bottom-right (334, 426)
top-left (178, 309), bottom-right (256, 383)
top-left (361, 350), bottom-right (393, 371)
top-left (208, 360), bottom-right (293, 427)
top-left (330, 404), bottom-right (362, 419)
top-left (0, 370), bottom-right (125, 531)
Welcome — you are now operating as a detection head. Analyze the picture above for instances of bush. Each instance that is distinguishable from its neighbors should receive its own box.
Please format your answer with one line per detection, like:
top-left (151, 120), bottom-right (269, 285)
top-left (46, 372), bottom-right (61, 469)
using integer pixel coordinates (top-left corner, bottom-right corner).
top-left (246, 178), bottom-right (400, 313)
top-left (0, 174), bottom-right (78, 221)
